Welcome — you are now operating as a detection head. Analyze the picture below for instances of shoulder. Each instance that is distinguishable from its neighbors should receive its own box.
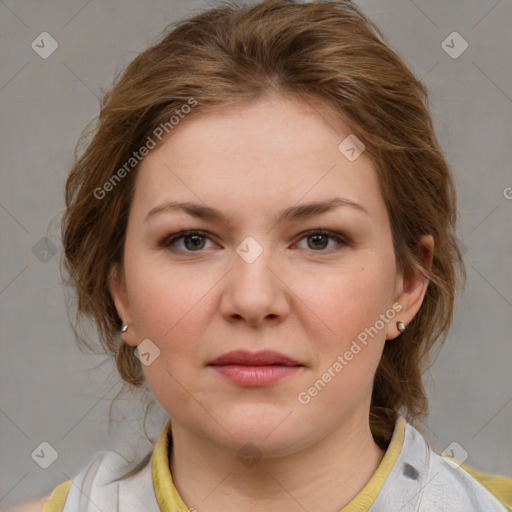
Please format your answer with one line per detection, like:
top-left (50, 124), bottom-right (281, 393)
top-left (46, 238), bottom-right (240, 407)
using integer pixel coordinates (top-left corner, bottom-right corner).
top-left (8, 448), bottom-right (137, 512)
top-left (10, 480), bottom-right (72, 512)
top-left (41, 449), bottom-right (155, 511)
top-left (392, 420), bottom-right (512, 511)
top-left (460, 463), bottom-right (512, 510)
top-left (6, 492), bottom-right (52, 512)
top-left (425, 444), bottom-right (512, 510)
top-left (8, 498), bottom-right (44, 512)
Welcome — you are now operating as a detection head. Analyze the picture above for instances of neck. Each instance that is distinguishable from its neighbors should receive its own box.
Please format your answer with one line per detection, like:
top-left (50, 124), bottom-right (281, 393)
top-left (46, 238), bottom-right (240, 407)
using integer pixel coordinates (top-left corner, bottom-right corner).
top-left (168, 414), bottom-right (387, 512)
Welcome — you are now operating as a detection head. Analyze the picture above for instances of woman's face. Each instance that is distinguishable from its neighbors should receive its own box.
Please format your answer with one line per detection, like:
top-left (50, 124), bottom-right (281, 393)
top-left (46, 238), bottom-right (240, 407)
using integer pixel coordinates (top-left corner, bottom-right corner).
top-left (110, 95), bottom-right (429, 457)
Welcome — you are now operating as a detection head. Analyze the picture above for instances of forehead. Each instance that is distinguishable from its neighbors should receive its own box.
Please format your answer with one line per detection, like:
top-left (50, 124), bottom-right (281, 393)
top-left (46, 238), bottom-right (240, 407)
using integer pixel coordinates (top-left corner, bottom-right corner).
top-left (131, 95), bottom-right (384, 223)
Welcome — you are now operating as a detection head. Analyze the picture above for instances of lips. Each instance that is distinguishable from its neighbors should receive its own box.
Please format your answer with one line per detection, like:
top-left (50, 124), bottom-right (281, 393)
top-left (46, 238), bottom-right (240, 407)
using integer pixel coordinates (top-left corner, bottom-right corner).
top-left (208, 350), bottom-right (304, 386)
top-left (208, 350), bottom-right (303, 367)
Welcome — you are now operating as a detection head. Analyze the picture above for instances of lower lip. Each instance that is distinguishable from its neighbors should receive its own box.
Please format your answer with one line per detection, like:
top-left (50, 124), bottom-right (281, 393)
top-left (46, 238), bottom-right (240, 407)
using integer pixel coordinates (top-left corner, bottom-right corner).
top-left (210, 364), bottom-right (302, 386)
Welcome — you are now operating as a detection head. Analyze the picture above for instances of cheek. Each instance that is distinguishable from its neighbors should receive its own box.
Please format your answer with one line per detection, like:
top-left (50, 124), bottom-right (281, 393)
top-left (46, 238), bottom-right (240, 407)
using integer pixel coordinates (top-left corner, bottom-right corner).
top-left (295, 270), bottom-right (392, 413)
top-left (126, 251), bottom-right (213, 337)
top-left (122, 259), bottom-right (206, 389)
top-left (300, 259), bottom-right (395, 340)
top-left (128, 274), bottom-right (205, 416)
top-left (295, 257), bottom-right (395, 400)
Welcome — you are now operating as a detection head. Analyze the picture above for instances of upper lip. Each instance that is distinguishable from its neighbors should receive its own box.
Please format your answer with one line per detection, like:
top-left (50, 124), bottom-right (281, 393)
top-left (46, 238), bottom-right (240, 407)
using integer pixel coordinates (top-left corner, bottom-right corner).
top-left (208, 350), bottom-right (303, 366)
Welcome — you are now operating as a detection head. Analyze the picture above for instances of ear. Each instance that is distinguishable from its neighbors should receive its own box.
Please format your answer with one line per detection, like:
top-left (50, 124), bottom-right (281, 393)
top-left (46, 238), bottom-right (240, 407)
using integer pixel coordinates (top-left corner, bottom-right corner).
top-left (107, 264), bottom-right (138, 347)
top-left (386, 235), bottom-right (434, 340)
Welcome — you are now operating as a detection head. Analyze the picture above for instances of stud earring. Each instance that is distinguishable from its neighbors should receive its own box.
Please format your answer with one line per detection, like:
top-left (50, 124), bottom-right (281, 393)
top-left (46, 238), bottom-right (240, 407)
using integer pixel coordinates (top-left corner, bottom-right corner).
top-left (396, 321), bottom-right (406, 334)
top-left (121, 324), bottom-right (128, 334)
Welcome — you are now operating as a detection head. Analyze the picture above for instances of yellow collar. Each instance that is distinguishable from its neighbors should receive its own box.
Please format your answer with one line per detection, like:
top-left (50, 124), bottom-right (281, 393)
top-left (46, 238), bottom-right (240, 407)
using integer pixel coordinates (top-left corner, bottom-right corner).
top-left (152, 416), bottom-right (406, 512)
top-left (152, 418), bottom-right (190, 511)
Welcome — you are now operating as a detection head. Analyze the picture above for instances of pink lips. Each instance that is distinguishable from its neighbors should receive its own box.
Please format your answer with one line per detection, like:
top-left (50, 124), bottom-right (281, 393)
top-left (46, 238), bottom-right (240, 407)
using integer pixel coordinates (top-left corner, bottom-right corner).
top-left (208, 350), bottom-right (303, 386)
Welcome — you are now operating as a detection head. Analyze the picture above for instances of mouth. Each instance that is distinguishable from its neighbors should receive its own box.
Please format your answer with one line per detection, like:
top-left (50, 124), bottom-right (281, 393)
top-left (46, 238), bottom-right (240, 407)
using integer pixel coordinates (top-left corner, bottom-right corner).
top-left (208, 349), bottom-right (303, 367)
top-left (207, 350), bottom-right (304, 387)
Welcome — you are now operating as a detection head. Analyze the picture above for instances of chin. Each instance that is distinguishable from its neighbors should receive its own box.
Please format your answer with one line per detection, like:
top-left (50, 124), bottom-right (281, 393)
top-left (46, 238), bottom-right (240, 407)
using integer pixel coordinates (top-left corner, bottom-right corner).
top-left (202, 409), bottom-right (313, 458)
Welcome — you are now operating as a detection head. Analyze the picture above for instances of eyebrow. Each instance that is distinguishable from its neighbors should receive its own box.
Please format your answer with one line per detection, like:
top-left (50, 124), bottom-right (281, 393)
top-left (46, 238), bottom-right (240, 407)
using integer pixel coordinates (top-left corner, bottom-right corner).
top-left (145, 197), bottom-right (368, 225)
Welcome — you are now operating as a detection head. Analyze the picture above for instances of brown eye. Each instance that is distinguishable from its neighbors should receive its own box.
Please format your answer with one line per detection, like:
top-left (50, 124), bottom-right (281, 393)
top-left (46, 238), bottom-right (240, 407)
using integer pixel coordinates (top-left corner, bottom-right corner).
top-left (183, 234), bottom-right (206, 250)
top-left (308, 233), bottom-right (329, 250)
top-left (162, 231), bottom-right (213, 252)
top-left (296, 230), bottom-right (349, 252)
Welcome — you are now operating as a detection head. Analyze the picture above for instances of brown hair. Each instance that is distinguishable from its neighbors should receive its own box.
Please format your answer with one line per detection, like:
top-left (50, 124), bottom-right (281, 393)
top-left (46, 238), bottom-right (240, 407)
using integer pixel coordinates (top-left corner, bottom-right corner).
top-left (60, 0), bottom-right (465, 444)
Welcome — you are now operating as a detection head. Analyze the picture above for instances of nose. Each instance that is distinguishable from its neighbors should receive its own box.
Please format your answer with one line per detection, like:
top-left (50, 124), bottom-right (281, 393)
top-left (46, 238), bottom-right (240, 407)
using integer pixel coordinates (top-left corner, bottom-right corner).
top-left (219, 242), bottom-right (290, 328)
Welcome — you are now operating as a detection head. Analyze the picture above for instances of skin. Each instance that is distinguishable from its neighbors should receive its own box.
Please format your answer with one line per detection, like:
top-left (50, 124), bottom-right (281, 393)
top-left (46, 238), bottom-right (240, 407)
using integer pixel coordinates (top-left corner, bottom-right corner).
top-left (107, 94), bottom-right (433, 512)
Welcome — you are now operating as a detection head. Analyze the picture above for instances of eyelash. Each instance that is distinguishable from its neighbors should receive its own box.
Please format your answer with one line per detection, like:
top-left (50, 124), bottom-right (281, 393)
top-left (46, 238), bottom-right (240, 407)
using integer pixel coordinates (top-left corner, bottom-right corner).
top-left (160, 229), bottom-right (350, 254)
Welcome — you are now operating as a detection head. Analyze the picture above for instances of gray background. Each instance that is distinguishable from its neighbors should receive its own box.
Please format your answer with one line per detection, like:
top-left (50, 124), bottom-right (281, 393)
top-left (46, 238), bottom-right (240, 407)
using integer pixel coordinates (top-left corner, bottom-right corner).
top-left (1, 0), bottom-right (511, 508)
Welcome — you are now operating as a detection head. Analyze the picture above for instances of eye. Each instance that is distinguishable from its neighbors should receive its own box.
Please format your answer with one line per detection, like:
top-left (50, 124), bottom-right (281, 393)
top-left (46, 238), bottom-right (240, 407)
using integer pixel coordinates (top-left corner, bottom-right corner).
top-left (161, 230), bottom-right (215, 252)
top-left (160, 229), bottom-right (349, 254)
top-left (295, 230), bottom-right (349, 252)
